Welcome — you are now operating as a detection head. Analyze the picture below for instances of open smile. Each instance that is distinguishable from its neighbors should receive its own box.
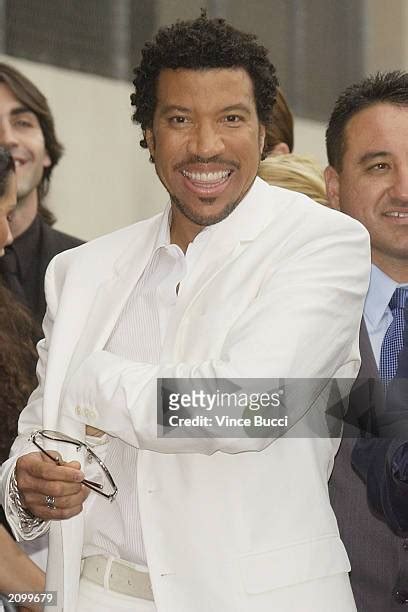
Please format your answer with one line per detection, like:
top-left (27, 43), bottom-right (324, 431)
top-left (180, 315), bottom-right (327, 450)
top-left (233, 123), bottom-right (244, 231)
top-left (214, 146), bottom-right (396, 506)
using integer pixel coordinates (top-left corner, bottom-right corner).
top-left (180, 169), bottom-right (233, 196)
top-left (383, 211), bottom-right (408, 223)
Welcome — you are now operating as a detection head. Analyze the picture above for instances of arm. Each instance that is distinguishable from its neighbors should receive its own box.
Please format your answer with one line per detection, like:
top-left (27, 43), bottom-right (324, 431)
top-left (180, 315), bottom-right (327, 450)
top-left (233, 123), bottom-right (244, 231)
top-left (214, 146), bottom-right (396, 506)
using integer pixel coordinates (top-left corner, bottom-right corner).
top-left (1, 256), bottom-right (88, 536)
top-left (62, 220), bottom-right (371, 454)
top-left (352, 372), bottom-right (408, 536)
top-left (0, 525), bottom-right (45, 612)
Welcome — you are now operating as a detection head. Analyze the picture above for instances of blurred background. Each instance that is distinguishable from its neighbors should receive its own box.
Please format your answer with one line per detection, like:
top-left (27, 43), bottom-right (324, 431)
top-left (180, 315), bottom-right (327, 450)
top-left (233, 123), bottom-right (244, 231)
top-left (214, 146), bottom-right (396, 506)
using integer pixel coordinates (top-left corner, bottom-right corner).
top-left (0, 0), bottom-right (406, 240)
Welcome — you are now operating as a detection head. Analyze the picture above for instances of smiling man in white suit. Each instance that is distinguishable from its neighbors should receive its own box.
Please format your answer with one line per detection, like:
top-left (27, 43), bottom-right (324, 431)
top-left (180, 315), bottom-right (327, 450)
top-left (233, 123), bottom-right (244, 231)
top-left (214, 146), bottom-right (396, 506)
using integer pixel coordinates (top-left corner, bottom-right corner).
top-left (1, 12), bottom-right (370, 612)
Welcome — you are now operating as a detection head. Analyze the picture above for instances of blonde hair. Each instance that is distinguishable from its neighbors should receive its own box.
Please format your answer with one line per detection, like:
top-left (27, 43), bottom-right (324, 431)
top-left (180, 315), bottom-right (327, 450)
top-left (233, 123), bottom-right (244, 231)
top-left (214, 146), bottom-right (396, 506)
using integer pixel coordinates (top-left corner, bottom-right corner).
top-left (258, 153), bottom-right (328, 205)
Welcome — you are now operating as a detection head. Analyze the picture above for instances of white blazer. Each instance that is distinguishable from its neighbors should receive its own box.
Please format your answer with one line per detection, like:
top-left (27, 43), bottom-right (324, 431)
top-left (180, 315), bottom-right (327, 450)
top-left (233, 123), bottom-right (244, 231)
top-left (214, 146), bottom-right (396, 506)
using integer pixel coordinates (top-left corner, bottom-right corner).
top-left (1, 178), bottom-right (370, 611)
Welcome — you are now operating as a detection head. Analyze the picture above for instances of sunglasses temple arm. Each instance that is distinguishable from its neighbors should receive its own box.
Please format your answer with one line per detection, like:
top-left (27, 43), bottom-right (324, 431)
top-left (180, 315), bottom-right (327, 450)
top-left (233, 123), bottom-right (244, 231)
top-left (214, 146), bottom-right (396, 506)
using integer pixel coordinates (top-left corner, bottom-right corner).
top-left (32, 440), bottom-right (103, 490)
top-left (82, 478), bottom-right (104, 490)
top-left (32, 440), bottom-right (63, 465)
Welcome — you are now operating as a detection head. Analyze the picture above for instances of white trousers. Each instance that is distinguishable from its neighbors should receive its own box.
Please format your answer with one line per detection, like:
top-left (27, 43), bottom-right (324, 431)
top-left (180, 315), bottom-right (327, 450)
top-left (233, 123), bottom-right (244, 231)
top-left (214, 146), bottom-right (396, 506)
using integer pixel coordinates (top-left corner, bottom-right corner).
top-left (77, 577), bottom-right (157, 612)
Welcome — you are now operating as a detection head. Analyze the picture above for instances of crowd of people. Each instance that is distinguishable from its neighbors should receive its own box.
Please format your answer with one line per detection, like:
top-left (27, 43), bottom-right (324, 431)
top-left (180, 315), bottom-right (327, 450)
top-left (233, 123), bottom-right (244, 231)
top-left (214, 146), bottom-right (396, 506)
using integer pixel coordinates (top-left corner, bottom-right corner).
top-left (0, 11), bottom-right (407, 612)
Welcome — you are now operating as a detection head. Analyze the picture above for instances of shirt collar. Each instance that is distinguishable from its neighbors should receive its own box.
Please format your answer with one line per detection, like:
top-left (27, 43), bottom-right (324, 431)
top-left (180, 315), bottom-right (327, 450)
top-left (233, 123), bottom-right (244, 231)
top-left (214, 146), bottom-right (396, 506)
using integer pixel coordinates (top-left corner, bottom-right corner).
top-left (152, 202), bottom-right (212, 254)
top-left (153, 203), bottom-right (171, 250)
top-left (364, 264), bottom-right (408, 327)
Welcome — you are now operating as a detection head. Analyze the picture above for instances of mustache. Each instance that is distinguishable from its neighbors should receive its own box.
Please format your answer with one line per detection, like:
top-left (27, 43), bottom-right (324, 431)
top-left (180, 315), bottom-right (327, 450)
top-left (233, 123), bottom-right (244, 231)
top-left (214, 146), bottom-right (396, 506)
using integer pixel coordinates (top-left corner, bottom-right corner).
top-left (174, 156), bottom-right (240, 171)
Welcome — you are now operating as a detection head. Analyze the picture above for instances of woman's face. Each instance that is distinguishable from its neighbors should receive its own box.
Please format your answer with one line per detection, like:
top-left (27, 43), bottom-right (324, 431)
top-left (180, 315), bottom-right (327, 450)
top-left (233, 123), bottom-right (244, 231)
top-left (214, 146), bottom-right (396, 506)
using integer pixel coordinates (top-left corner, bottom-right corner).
top-left (0, 172), bottom-right (16, 256)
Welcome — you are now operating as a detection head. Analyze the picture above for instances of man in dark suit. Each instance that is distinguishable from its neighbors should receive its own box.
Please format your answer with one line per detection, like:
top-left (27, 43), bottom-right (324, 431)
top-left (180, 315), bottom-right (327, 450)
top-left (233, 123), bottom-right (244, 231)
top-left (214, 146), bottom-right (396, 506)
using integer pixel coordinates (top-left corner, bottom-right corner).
top-left (0, 63), bottom-right (83, 323)
top-left (325, 71), bottom-right (408, 611)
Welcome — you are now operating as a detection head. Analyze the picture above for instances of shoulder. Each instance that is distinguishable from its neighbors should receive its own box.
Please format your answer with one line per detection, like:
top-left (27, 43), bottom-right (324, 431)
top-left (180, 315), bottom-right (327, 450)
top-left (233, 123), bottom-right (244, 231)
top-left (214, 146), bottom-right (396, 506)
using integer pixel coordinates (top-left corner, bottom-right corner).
top-left (254, 177), bottom-right (370, 246)
top-left (40, 218), bottom-right (84, 253)
top-left (46, 212), bottom-right (163, 279)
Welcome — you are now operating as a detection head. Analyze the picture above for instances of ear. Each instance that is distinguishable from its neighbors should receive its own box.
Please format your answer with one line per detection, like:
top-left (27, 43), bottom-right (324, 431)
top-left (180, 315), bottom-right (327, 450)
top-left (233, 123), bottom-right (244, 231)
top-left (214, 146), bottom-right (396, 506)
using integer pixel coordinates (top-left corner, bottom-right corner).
top-left (144, 128), bottom-right (155, 159)
top-left (258, 124), bottom-right (266, 157)
top-left (270, 142), bottom-right (290, 156)
top-left (43, 150), bottom-right (51, 169)
top-left (324, 165), bottom-right (341, 210)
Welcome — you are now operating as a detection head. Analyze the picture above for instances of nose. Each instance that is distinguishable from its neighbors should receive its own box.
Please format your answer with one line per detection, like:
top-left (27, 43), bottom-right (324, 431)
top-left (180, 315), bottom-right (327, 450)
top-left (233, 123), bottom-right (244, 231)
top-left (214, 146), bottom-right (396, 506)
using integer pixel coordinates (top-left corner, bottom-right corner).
top-left (186, 121), bottom-right (225, 159)
top-left (0, 119), bottom-right (18, 148)
top-left (389, 168), bottom-right (408, 202)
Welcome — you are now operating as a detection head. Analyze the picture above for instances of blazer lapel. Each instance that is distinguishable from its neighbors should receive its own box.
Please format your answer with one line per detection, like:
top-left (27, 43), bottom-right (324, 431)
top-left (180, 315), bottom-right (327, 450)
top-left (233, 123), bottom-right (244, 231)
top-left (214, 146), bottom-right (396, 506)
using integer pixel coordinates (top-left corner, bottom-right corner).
top-left (345, 320), bottom-right (382, 436)
top-left (359, 319), bottom-right (379, 379)
top-left (64, 219), bottom-right (161, 382)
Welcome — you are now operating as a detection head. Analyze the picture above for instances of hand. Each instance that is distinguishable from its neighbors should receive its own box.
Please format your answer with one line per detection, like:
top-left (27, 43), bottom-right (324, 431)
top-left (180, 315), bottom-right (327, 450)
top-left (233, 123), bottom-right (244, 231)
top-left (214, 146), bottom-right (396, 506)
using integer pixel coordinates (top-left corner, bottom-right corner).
top-left (15, 452), bottom-right (89, 521)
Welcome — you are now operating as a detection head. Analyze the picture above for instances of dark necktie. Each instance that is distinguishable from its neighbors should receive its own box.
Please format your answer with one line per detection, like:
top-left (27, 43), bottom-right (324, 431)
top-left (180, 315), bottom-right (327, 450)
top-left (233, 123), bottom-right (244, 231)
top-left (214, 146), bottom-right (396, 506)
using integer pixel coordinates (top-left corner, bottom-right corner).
top-left (379, 288), bottom-right (408, 384)
top-left (0, 246), bottom-right (28, 306)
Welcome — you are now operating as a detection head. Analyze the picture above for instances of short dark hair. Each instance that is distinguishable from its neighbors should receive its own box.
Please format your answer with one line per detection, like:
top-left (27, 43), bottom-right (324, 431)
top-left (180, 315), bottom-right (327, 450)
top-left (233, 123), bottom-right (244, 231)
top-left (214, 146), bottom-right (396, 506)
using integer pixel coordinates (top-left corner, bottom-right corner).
top-left (131, 12), bottom-right (278, 159)
top-left (326, 71), bottom-right (408, 170)
top-left (0, 63), bottom-right (64, 225)
top-left (0, 146), bottom-right (15, 198)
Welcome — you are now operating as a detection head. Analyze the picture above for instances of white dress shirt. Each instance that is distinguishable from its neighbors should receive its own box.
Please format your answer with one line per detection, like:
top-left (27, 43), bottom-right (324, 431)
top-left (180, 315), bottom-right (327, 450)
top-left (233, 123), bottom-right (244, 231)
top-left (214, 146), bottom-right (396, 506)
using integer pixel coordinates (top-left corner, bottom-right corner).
top-left (363, 264), bottom-right (408, 366)
top-left (82, 208), bottom-right (211, 564)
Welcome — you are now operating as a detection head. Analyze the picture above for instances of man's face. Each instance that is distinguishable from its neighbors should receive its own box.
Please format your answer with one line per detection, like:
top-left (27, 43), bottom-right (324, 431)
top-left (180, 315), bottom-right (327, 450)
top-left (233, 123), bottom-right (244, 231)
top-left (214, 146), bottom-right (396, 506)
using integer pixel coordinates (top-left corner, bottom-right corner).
top-left (0, 83), bottom-right (50, 203)
top-left (325, 103), bottom-right (408, 274)
top-left (145, 68), bottom-right (265, 228)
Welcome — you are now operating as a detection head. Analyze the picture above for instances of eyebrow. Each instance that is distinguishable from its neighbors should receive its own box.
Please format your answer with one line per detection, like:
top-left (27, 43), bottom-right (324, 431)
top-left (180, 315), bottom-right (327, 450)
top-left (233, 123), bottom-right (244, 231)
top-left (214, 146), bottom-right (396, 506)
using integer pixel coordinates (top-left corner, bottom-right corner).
top-left (358, 151), bottom-right (391, 165)
top-left (158, 103), bottom-right (252, 116)
top-left (220, 103), bottom-right (251, 114)
top-left (158, 105), bottom-right (191, 116)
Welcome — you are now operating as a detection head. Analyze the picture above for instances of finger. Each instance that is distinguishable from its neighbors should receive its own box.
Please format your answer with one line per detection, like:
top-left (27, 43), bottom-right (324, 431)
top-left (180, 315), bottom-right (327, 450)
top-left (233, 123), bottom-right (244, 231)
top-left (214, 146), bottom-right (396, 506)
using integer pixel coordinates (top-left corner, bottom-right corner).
top-left (23, 485), bottom-right (89, 521)
top-left (40, 449), bottom-right (64, 465)
top-left (65, 460), bottom-right (82, 470)
top-left (43, 455), bottom-right (83, 472)
top-left (26, 486), bottom-right (89, 511)
top-left (28, 460), bottom-right (84, 483)
top-left (22, 478), bottom-right (83, 499)
top-left (26, 502), bottom-right (85, 522)
top-left (17, 452), bottom-right (84, 483)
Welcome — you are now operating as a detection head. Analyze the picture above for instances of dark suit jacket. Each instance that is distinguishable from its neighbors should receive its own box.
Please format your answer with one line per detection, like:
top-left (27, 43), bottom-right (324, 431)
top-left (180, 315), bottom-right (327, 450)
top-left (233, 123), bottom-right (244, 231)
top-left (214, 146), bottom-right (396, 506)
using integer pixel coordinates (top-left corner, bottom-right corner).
top-left (0, 216), bottom-right (84, 324)
top-left (36, 219), bottom-right (83, 321)
top-left (329, 323), bottom-right (408, 612)
top-left (352, 338), bottom-right (408, 537)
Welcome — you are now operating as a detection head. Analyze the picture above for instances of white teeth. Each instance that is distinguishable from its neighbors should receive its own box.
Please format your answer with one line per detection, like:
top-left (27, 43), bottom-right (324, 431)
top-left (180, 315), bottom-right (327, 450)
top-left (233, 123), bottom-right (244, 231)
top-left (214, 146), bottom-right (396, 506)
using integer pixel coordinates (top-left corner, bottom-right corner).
top-left (386, 211), bottom-right (408, 217)
top-left (14, 160), bottom-right (21, 167)
top-left (182, 170), bottom-right (230, 182)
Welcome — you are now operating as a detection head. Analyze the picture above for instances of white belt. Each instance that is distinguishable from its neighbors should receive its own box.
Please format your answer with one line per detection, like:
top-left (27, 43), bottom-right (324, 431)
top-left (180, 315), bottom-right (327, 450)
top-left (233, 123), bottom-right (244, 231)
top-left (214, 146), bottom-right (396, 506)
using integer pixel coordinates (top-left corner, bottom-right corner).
top-left (81, 555), bottom-right (154, 601)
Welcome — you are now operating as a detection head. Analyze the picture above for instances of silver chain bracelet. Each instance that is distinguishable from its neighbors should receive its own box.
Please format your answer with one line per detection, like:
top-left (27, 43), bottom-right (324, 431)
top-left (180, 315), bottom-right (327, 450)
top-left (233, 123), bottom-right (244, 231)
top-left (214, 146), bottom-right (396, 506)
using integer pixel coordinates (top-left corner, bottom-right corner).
top-left (9, 468), bottom-right (44, 533)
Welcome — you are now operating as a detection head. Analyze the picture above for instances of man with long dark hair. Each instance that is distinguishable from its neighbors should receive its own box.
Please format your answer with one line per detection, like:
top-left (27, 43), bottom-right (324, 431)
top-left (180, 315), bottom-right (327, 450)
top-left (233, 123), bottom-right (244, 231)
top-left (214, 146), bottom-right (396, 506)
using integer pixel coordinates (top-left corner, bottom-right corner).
top-left (0, 64), bottom-right (82, 323)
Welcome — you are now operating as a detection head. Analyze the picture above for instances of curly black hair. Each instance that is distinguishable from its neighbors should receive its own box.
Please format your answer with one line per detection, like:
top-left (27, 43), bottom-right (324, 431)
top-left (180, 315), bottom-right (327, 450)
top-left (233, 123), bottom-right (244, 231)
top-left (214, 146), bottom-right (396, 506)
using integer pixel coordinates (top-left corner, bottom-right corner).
top-left (326, 71), bottom-right (408, 170)
top-left (131, 12), bottom-right (278, 158)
